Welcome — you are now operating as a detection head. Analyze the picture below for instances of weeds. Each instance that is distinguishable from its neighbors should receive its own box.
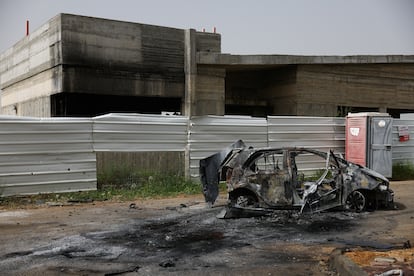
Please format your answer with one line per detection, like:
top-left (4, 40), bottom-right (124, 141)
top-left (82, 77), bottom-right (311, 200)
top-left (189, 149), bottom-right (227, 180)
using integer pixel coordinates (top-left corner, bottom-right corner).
top-left (97, 167), bottom-right (200, 197)
top-left (0, 170), bottom-right (202, 208)
top-left (391, 161), bottom-right (414, 181)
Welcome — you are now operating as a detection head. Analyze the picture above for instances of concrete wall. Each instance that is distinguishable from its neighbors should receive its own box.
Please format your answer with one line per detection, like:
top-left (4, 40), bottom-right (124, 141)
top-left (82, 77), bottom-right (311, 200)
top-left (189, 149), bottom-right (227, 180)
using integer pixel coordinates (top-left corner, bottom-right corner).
top-left (295, 64), bottom-right (414, 116)
top-left (225, 70), bottom-right (272, 116)
top-left (1, 68), bottom-right (62, 116)
top-left (194, 66), bottom-right (225, 115)
top-left (184, 29), bottom-right (223, 116)
top-left (0, 15), bottom-right (62, 88)
top-left (60, 14), bottom-right (221, 103)
top-left (225, 63), bottom-right (414, 117)
top-left (195, 32), bottom-right (221, 52)
top-left (264, 66), bottom-right (298, 115)
top-left (194, 33), bottom-right (223, 115)
top-left (199, 53), bottom-right (414, 117)
top-left (0, 14), bottom-right (62, 116)
top-left (1, 96), bottom-right (51, 117)
top-left (0, 14), bottom-right (223, 117)
top-left (225, 67), bottom-right (298, 116)
top-left (61, 14), bottom-right (185, 98)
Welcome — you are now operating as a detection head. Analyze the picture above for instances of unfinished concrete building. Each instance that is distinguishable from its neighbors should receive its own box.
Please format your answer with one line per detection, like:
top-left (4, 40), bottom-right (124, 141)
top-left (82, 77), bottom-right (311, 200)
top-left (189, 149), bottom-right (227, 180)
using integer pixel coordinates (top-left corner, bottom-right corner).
top-left (1, 13), bottom-right (414, 118)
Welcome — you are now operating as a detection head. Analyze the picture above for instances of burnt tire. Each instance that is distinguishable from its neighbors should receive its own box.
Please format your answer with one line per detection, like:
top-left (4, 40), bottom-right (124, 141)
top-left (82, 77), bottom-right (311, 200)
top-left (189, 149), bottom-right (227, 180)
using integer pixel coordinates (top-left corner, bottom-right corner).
top-left (231, 194), bottom-right (258, 208)
top-left (345, 190), bottom-right (366, 212)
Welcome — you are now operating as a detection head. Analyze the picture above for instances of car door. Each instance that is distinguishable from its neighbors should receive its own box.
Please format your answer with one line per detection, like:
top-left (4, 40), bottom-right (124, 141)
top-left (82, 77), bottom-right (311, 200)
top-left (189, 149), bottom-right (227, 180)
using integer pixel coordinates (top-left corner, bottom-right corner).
top-left (289, 149), bottom-right (343, 212)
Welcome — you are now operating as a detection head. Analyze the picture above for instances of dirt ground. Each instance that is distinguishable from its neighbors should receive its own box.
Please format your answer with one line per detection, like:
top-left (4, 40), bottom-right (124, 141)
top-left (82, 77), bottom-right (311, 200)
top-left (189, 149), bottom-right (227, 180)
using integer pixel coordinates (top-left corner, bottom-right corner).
top-left (0, 181), bottom-right (413, 275)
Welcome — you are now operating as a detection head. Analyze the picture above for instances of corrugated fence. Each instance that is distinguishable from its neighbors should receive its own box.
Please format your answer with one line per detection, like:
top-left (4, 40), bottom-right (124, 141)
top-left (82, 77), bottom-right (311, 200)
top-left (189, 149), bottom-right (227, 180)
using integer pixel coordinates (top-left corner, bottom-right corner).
top-left (267, 116), bottom-right (346, 174)
top-left (0, 116), bottom-right (96, 196)
top-left (93, 113), bottom-right (188, 152)
top-left (1, 113), bottom-right (414, 196)
top-left (93, 113), bottom-right (189, 187)
top-left (188, 116), bottom-right (268, 178)
top-left (392, 118), bottom-right (414, 163)
top-left (268, 116), bottom-right (345, 151)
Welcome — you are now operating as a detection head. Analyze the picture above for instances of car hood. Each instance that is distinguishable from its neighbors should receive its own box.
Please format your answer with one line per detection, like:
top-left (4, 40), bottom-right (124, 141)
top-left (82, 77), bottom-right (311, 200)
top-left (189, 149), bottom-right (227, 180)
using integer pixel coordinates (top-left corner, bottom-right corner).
top-left (352, 162), bottom-right (389, 183)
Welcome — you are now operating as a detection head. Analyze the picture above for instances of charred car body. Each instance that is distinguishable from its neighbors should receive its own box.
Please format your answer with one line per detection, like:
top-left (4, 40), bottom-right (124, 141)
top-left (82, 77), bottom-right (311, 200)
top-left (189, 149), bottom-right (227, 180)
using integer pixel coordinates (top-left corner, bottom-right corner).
top-left (200, 141), bottom-right (394, 214)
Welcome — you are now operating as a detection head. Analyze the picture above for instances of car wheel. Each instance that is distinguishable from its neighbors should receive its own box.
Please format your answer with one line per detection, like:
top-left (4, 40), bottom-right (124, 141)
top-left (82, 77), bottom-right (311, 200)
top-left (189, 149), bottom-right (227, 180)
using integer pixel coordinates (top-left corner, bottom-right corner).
top-left (345, 190), bottom-right (366, 212)
top-left (233, 194), bottom-right (258, 208)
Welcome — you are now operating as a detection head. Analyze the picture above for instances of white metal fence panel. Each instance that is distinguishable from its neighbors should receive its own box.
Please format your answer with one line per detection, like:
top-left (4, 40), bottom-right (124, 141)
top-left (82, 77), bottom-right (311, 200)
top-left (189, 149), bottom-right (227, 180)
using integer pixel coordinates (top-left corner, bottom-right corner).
top-left (268, 116), bottom-right (346, 173)
top-left (92, 113), bottom-right (188, 152)
top-left (2, 113), bottom-right (414, 197)
top-left (268, 116), bottom-right (346, 152)
top-left (392, 118), bottom-right (414, 164)
top-left (189, 115), bottom-right (268, 178)
top-left (0, 116), bottom-right (96, 196)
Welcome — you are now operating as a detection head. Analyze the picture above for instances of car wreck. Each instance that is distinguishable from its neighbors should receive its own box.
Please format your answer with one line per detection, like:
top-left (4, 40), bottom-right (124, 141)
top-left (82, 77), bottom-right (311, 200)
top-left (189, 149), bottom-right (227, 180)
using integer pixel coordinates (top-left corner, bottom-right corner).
top-left (200, 140), bottom-right (394, 217)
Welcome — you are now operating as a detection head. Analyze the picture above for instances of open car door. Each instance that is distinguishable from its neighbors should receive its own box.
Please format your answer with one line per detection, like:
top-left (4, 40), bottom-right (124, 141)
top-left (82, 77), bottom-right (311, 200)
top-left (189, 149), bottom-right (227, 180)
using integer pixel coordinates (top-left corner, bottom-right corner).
top-left (297, 150), bottom-right (344, 213)
top-left (199, 140), bottom-right (246, 205)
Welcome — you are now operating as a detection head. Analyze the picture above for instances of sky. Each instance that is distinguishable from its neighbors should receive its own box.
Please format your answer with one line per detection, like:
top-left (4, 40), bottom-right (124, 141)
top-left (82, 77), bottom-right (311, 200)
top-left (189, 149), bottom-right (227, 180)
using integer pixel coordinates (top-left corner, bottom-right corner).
top-left (0, 0), bottom-right (413, 55)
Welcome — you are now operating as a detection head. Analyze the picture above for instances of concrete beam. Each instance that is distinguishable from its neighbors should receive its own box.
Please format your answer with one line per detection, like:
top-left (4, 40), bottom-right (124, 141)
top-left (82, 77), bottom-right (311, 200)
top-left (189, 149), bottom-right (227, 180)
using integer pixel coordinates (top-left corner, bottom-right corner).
top-left (197, 52), bottom-right (414, 66)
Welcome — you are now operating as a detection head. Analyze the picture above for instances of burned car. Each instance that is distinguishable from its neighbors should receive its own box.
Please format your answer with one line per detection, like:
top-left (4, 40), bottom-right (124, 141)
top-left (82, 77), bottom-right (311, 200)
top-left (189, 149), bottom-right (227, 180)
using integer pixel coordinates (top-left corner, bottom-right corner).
top-left (200, 141), bottom-right (394, 214)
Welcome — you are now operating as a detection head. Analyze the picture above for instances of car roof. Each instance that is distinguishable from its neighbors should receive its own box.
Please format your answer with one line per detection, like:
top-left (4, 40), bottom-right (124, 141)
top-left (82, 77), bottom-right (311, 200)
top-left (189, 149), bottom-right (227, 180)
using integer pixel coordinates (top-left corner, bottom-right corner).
top-left (237, 147), bottom-right (330, 169)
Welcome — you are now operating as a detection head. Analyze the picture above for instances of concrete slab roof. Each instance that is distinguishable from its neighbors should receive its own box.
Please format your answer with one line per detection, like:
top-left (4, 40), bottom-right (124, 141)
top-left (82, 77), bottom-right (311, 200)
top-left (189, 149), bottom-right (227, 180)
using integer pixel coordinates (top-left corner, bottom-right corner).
top-left (197, 52), bottom-right (414, 68)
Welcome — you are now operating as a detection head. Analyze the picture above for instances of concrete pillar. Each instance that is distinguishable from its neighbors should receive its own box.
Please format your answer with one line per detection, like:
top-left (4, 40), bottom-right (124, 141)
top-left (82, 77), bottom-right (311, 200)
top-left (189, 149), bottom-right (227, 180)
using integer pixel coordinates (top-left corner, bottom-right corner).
top-left (184, 29), bottom-right (197, 117)
top-left (183, 29), bottom-right (196, 179)
top-left (184, 29), bottom-right (225, 117)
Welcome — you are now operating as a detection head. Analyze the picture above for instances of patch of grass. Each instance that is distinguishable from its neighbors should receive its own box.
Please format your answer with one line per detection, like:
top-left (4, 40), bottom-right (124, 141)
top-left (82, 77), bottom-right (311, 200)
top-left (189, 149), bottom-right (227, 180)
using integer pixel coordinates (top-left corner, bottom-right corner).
top-left (0, 172), bottom-right (202, 208)
top-left (391, 161), bottom-right (414, 181)
top-left (125, 173), bottom-right (202, 199)
top-left (97, 165), bottom-right (203, 198)
top-left (98, 168), bottom-right (201, 197)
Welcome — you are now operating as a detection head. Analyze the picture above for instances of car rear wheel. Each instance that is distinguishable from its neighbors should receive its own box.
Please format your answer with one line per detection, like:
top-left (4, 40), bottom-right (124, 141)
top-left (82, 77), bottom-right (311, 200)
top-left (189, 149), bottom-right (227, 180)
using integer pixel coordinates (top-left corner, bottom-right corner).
top-left (231, 194), bottom-right (258, 208)
top-left (345, 190), bottom-right (366, 212)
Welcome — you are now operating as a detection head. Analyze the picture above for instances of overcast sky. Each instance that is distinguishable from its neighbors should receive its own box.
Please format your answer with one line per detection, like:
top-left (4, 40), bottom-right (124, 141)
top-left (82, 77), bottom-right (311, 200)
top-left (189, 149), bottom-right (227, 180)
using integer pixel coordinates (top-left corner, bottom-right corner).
top-left (1, 0), bottom-right (413, 55)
